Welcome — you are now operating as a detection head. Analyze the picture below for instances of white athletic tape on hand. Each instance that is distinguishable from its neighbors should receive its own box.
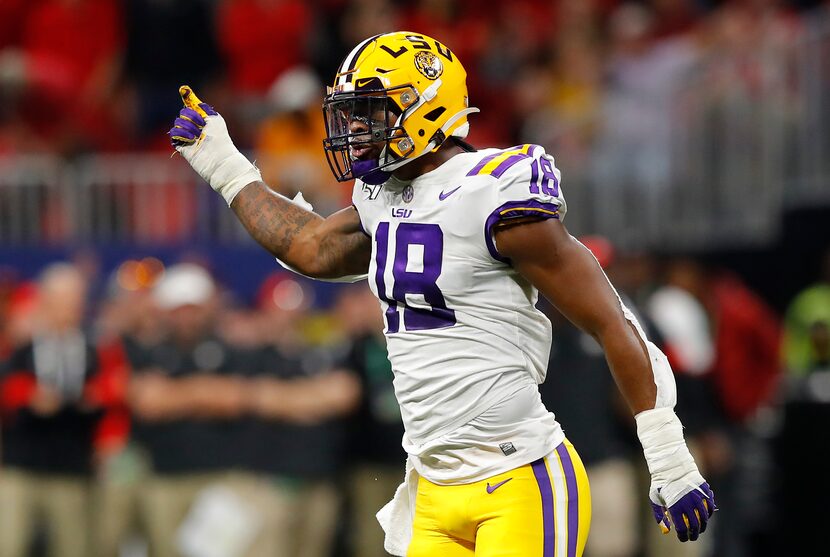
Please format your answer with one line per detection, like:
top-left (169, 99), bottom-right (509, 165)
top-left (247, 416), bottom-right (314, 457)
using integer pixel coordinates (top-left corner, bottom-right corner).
top-left (176, 114), bottom-right (261, 206)
top-left (636, 407), bottom-right (705, 508)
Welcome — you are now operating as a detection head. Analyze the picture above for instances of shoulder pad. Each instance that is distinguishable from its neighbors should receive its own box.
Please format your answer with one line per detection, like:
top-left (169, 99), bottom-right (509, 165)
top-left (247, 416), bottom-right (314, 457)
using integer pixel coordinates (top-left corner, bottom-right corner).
top-left (464, 144), bottom-right (544, 180)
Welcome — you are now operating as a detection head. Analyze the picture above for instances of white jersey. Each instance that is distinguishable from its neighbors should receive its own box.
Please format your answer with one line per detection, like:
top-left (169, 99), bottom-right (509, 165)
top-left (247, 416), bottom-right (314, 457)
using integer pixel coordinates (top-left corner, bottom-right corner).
top-left (352, 144), bottom-right (568, 483)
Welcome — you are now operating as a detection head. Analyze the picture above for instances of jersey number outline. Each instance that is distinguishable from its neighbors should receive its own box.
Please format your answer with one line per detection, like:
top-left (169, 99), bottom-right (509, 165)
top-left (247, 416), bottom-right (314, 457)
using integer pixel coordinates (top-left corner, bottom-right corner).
top-left (374, 222), bottom-right (456, 333)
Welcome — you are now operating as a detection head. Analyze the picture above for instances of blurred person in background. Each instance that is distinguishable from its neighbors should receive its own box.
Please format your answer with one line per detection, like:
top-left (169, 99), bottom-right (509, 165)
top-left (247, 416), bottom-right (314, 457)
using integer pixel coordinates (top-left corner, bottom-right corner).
top-left (334, 283), bottom-right (405, 557)
top-left (647, 258), bottom-right (781, 557)
top-left (645, 258), bottom-right (724, 557)
top-left (96, 260), bottom-right (166, 368)
top-left (216, 0), bottom-right (313, 144)
top-left (590, 1), bottom-right (700, 241)
top-left (0, 262), bottom-right (124, 557)
top-left (91, 263), bottom-right (165, 557)
top-left (127, 263), bottom-right (250, 557)
top-left (337, 0), bottom-right (400, 59)
top-left (516, 34), bottom-right (602, 167)
top-left (255, 67), bottom-right (345, 215)
top-left (0, 0), bottom-right (124, 154)
top-left (231, 271), bottom-right (360, 557)
top-left (783, 246), bottom-right (830, 376)
top-left (122, 0), bottom-right (221, 148)
top-left (778, 245), bottom-right (830, 556)
top-left (701, 262), bottom-right (781, 557)
top-left (0, 280), bottom-right (39, 358)
top-left (0, 272), bottom-right (15, 359)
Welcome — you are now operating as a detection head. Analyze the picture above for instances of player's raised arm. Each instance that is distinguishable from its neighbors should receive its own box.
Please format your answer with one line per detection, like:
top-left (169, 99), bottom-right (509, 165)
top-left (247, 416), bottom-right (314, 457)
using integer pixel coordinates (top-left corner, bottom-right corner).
top-left (494, 218), bottom-right (716, 543)
top-left (169, 86), bottom-right (370, 280)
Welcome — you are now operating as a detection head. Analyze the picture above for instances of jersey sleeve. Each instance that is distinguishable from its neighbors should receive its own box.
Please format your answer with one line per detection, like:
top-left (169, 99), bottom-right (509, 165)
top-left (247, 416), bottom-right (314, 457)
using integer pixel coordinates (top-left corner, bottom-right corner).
top-left (477, 144), bottom-right (567, 262)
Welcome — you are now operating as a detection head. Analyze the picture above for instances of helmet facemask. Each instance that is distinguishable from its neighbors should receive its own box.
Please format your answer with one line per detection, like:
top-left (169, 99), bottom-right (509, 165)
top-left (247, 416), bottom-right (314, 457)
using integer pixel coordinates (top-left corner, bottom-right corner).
top-left (322, 87), bottom-right (414, 185)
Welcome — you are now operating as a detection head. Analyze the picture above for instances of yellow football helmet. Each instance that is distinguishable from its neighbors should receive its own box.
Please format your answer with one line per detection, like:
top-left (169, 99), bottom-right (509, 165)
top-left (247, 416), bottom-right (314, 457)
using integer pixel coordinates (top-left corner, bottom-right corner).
top-left (322, 32), bottom-right (479, 184)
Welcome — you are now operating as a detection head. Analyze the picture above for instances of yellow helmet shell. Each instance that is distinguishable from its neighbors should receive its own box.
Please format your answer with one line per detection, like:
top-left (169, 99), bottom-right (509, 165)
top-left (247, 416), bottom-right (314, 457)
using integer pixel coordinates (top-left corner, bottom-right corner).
top-left (329, 32), bottom-right (476, 165)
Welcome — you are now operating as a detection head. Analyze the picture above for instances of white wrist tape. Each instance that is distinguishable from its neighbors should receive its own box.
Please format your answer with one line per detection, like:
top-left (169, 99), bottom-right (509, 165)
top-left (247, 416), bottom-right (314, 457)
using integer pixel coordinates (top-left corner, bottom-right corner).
top-left (636, 407), bottom-right (705, 507)
top-left (176, 115), bottom-right (261, 206)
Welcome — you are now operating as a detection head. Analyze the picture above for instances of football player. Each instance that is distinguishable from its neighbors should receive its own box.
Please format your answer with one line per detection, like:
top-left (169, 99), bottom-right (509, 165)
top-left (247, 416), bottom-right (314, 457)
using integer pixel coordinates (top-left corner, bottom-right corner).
top-left (169, 31), bottom-right (715, 557)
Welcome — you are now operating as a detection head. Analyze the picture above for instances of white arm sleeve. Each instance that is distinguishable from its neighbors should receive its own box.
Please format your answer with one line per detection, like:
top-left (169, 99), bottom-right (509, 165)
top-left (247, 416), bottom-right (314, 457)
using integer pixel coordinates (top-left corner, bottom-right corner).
top-left (618, 299), bottom-right (677, 410)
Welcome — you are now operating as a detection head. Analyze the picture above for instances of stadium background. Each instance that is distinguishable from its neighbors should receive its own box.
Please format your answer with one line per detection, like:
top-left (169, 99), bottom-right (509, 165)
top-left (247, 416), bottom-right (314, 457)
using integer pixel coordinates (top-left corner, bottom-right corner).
top-left (0, 1), bottom-right (828, 556)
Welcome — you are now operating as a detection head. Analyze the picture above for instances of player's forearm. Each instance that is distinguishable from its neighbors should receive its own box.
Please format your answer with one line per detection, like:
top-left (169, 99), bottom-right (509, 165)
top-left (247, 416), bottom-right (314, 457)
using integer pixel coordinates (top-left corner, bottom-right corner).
top-left (497, 220), bottom-right (675, 413)
top-left (170, 88), bottom-right (372, 280)
top-left (230, 181), bottom-right (322, 274)
top-left (231, 183), bottom-right (371, 279)
top-left (596, 320), bottom-right (659, 414)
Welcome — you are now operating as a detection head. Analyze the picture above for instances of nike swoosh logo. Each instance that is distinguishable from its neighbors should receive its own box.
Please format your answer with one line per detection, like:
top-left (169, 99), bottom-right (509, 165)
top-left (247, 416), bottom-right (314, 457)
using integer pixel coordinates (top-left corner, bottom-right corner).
top-left (438, 186), bottom-right (461, 200)
top-left (486, 478), bottom-right (512, 494)
top-left (355, 78), bottom-right (376, 89)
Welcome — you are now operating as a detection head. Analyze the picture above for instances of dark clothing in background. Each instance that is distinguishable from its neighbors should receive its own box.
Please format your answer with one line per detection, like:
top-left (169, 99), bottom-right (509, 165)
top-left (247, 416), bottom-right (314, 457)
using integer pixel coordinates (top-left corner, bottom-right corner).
top-left (123, 0), bottom-right (221, 138)
top-left (345, 333), bottom-right (405, 466)
top-left (0, 337), bottom-right (103, 476)
top-left (129, 336), bottom-right (243, 473)
top-left (240, 344), bottom-right (350, 479)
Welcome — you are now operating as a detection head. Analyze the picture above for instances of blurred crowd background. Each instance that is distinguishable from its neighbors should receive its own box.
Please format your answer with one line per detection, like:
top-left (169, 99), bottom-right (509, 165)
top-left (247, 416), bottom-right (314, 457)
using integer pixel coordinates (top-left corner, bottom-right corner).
top-left (1, 0), bottom-right (829, 556)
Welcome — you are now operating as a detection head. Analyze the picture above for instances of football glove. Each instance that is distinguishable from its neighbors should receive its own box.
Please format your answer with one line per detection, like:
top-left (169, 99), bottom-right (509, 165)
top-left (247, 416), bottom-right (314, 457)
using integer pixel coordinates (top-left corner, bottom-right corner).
top-left (169, 86), bottom-right (261, 205)
top-left (636, 407), bottom-right (717, 542)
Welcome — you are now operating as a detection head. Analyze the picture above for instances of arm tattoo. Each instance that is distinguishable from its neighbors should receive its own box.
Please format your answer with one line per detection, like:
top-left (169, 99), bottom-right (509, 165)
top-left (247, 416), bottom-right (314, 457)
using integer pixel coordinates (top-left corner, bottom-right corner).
top-left (230, 182), bottom-right (370, 278)
top-left (232, 182), bottom-right (317, 256)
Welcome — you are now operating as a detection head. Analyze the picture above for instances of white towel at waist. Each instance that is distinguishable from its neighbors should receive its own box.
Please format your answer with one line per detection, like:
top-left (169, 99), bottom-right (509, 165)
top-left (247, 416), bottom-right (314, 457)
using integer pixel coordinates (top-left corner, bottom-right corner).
top-left (376, 456), bottom-right (419, 557)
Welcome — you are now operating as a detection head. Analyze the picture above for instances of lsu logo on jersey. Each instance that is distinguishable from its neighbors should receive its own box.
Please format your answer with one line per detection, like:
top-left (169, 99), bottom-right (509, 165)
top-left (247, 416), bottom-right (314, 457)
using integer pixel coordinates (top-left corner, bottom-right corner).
top-left (391, 208), bottom-right (412, 218)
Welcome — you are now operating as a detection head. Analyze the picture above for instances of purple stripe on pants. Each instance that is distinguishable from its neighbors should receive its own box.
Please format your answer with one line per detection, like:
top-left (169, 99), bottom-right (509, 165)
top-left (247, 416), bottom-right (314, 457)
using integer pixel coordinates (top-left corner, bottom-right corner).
top-left (556, 443), bottom-right (580, 557)
top-left (531, 458), bottom-right (555, 557)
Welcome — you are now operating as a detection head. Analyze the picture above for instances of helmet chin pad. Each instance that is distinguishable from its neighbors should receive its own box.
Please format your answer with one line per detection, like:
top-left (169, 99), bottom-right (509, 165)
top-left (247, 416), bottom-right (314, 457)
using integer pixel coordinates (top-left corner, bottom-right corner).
top-left (352, 158), bottom-right (391, 185)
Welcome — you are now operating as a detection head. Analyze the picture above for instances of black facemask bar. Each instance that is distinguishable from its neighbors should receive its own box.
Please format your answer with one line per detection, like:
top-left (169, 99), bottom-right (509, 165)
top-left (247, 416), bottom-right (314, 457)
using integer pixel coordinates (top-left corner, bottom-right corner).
top-left (322, 87), bottom-right (408, 182)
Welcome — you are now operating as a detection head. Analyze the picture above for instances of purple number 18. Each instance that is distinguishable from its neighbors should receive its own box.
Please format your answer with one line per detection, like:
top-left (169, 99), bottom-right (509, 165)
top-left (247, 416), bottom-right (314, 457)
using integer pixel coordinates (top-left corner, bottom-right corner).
top-left (529, 156), bottom-right (559, 196)
top-left (374, 222), bottom-right (456, 333)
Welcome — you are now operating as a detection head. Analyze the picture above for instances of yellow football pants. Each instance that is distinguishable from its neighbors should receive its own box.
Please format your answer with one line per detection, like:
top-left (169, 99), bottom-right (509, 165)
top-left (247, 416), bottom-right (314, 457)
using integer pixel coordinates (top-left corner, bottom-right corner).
top-left (408, 440), bottom-right (591, 557)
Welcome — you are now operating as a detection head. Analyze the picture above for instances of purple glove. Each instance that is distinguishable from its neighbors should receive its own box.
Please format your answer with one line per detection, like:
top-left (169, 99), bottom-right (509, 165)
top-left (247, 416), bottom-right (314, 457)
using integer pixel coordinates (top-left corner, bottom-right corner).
top-left (168, 103), bottom-right (218, 146)
top-left (651, 482), bottom-right (716, 542)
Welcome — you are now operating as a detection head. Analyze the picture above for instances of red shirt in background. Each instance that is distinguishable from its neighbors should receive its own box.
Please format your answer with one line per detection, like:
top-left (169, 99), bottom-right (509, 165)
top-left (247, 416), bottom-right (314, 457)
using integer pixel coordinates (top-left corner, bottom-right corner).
top-left (218, 0), bottom-right (312, 95)
top-left (710, 274), bottom-right (782, 423)
top-left (22, 0), bottom-right (123, 101)
top-left (0, 0), bottom-right (32, 49)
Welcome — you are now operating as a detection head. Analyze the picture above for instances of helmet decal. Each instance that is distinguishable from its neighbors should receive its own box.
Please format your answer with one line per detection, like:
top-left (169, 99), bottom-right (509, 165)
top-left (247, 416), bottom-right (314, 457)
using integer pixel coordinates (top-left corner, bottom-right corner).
top-left (414, 51), bottom-right (443, 80)
top-left (336, 33), bottom-right (383, 86)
